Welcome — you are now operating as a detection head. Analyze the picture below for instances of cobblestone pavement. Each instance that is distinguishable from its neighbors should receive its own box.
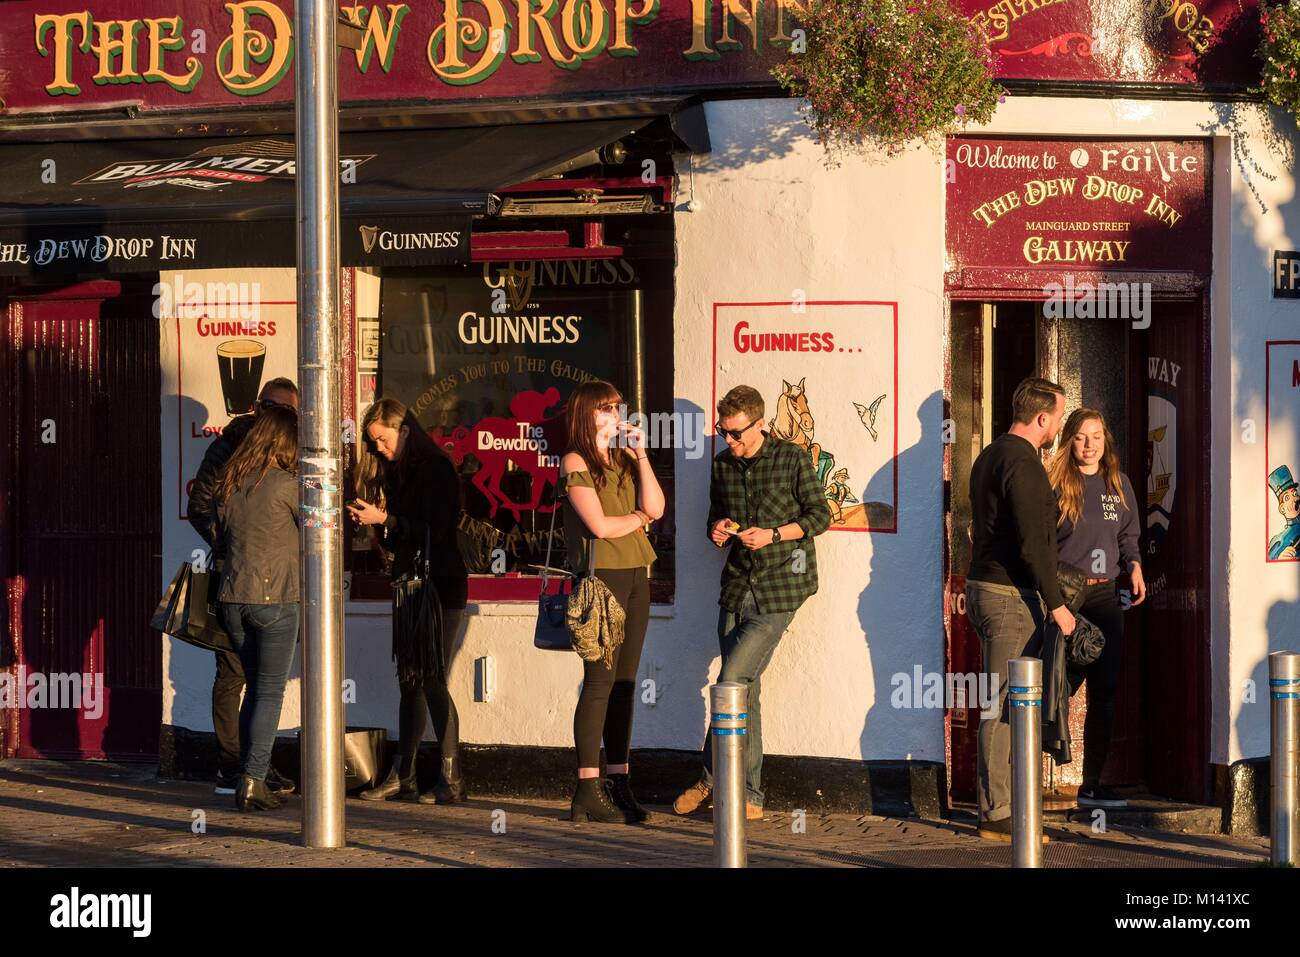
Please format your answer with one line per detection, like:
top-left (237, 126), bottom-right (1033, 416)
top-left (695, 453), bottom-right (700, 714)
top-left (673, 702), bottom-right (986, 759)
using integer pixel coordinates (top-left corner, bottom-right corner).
top-left (0, 761), bottom-right (1272, 868)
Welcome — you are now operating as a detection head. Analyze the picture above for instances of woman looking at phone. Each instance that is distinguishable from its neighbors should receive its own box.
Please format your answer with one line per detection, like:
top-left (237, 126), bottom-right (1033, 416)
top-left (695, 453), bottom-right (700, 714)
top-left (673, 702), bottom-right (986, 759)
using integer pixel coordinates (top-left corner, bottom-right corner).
top-left (348, 397), bottom-right (469, 805)
top-left (560, 381), bottom-right (665, 823)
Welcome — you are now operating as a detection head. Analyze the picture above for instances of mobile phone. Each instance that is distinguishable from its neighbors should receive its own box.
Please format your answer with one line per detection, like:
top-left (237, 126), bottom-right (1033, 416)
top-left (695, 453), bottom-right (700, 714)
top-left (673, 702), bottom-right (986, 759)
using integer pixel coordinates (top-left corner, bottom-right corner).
top-left (346, 499), bottom-right (362, 509)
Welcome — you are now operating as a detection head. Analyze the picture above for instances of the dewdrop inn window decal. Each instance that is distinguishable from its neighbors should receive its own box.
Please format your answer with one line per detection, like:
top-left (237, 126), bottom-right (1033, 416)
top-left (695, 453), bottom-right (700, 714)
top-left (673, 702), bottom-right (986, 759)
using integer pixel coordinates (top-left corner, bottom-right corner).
top-left (1266, 342), bottom-right (1300, 562)
top-left (712, 301), bottom-right (899, 533)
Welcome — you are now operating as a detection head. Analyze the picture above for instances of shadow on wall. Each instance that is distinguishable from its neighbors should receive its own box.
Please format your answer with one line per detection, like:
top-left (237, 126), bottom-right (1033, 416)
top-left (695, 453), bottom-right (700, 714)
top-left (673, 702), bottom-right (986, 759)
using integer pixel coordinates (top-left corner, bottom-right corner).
top-left (633, 397), bottom-right (717, 759)
top-left (857, 390), bottom-right (945, 761)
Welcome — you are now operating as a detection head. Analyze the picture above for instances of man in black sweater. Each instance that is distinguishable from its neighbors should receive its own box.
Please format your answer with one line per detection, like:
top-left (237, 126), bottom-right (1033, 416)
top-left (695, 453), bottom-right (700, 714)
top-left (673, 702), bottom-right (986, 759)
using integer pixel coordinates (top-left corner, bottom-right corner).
top-left (966, 377), bottom-right (1076, 841)
top-left (187, 377), bottom-right (298, 795)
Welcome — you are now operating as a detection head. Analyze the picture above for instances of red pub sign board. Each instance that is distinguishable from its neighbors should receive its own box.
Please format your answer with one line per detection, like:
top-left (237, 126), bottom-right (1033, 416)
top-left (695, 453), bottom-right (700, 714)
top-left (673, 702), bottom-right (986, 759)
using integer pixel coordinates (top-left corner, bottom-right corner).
top-left (958, 0), bottom-right (1260, 86)
top-left (946, 137), bottom-right (1212, 276)
top-left (0, 0), bottom-right (1259, 119)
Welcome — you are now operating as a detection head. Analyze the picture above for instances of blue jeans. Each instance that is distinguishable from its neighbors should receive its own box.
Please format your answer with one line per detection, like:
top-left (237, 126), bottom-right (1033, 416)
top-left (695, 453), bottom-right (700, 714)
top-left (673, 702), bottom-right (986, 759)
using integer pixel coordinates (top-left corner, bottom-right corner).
top-left (700, 591), bottom-right (796, 807)
top-left (218, 602), bottom-right (300, 782)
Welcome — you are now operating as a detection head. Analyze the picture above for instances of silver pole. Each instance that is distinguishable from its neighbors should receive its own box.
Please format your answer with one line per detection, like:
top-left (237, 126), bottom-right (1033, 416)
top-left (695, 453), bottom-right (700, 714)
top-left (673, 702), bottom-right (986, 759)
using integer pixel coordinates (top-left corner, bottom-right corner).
top-left (711, 682), bottom-right (747, 868)
top-left (296, 0), bottom-right (346, 848)
top-left (1270, 651), bottom-right (1300, 866)
top-left (1009, 657), bottom-right (1042, 868)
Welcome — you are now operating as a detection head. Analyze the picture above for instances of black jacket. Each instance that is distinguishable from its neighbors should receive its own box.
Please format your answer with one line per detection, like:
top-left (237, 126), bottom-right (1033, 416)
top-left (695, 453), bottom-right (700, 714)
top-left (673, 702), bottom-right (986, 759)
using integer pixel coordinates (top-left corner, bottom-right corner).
top-left (380, 446), bottom-right (467, 609)
top-left (969, 433), bottom-right (1067, 610)
top-left (1040, 563), bottom-right (1106, 764)
top-left (187, 414), bottom-right (256, 551)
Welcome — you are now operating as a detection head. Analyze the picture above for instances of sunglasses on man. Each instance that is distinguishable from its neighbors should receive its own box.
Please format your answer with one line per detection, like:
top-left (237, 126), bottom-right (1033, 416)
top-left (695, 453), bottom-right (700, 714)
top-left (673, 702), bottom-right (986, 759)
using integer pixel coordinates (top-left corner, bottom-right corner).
top-left (257, 398), bottom-right (297, 413)
top-left (715, 418), bottom-right (761, 442)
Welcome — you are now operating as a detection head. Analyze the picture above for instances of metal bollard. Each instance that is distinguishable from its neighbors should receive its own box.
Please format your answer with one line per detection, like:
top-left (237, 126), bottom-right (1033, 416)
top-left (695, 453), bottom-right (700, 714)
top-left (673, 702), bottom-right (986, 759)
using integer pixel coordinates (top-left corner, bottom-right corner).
top-left (711, 682), bottom-right (748, 868)
top-left (1009, 657), bottom-right (1043, 868)
top-left (1270, 652), bottom-right (1300, 866)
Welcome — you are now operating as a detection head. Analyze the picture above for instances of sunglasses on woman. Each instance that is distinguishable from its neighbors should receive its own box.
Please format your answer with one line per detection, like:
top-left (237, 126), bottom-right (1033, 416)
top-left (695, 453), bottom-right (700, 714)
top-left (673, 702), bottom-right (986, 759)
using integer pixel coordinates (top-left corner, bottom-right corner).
top-left (715, 418), bottom-right (760, 442)
top-left (596, 402), bottom-right (621, 414)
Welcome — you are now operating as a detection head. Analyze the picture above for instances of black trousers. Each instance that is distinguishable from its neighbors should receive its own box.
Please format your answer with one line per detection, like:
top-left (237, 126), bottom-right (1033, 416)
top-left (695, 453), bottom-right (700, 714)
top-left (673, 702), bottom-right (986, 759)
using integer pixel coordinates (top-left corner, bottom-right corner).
top-left (573, 566), bottom-right (651, 770)
top-left (395, 607), bottom-right (464, 769)
top-left (212, 648), bottom-right (245, 777)
top-left (1077, 582), bottom-right (1126, 789)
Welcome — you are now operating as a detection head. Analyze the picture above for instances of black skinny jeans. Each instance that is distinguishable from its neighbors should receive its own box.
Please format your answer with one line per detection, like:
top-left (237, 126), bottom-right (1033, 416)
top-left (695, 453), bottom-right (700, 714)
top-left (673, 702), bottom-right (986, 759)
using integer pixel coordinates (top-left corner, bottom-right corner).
top-left (573, 566), bottom-right (650, 770)
top-left (395, 607), bottom-right (464, 769)
top-left (1076, 582), bottom-right (1126, 789)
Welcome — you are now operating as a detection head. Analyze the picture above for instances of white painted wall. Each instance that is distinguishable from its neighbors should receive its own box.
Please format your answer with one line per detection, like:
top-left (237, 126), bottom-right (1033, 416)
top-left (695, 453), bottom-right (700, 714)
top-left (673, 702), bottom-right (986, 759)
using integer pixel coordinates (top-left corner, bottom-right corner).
top-left (159, 94), bottom-right (1300, 772)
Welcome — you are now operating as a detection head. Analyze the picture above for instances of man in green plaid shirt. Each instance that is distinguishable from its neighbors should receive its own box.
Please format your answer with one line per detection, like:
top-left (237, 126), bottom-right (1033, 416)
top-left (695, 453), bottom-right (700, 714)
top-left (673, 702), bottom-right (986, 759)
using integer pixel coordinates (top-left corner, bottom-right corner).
top-left (673, 385), bottom-right (831, 819)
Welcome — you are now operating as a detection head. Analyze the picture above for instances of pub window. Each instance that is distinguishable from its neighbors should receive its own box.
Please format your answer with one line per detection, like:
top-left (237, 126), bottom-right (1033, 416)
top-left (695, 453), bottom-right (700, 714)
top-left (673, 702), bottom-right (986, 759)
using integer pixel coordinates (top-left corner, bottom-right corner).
top-left (348, 235), bottom-right (675, 603)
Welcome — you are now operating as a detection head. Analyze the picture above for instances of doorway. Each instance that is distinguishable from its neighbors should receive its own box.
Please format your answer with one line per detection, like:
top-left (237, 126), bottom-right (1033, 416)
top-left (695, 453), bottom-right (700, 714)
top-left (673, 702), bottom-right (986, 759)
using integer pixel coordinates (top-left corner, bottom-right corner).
top-left (944, 295), bottom-right (1211, 804)
top-left (3, 288), bottom-right (162, 759)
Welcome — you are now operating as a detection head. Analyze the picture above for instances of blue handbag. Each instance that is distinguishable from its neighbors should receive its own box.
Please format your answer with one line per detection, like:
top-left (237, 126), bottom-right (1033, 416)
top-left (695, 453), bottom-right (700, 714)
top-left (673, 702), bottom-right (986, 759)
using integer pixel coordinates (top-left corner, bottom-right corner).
top-left (534, 495), bottom-right (576, 651)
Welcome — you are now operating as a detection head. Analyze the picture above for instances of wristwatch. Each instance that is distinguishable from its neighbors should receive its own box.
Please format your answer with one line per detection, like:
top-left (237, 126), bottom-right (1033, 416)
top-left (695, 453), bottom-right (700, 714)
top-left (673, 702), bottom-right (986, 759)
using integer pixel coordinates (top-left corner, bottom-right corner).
top-left (771, 527), bottom-right (782, 544)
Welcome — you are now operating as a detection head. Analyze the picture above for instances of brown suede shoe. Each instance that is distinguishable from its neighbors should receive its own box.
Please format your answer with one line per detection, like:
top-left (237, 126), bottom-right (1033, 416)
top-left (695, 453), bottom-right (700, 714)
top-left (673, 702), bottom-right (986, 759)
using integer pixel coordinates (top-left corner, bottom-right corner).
top-left (672, 781), bottom-right (711, 815)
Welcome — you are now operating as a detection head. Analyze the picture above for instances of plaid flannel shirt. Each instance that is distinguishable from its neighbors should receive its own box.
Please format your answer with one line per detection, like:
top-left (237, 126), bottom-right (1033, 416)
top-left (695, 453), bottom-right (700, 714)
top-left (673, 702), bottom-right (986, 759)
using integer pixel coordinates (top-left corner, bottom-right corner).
top-left (707, 434), bottom-right (832, 614)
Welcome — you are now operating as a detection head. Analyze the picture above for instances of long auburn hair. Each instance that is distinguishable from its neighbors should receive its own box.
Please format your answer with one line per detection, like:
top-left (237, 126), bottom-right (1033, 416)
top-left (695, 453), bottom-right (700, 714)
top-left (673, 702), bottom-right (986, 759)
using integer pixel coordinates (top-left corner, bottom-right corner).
top-left (566, 380), bottom-right (636, 493)
top-left (354, 396), bottom-right (457, 506)
top-left (213, 406), bottom-right (298, 503)
top-left (1048, 407), bottom-right (1128, 528)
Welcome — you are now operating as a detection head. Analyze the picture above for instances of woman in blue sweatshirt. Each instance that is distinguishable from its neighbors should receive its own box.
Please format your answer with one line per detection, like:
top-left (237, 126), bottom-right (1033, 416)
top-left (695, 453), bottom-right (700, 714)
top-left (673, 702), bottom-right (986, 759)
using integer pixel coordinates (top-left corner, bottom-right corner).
top-left (1047, 408), bottom-right (1147, 810)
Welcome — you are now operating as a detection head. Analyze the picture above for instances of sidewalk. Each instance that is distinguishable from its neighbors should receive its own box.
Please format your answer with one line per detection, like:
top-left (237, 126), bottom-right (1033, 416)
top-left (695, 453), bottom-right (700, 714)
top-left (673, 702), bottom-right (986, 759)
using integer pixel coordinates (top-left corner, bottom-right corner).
top-left (0, 761), bottom-right (1271, 868)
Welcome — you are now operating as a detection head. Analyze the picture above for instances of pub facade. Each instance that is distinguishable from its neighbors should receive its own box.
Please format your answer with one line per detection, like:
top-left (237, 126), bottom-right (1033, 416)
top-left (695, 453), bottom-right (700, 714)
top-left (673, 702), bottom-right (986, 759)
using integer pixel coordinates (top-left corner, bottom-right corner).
top-left (0, 0), bottom-right (1287, 828)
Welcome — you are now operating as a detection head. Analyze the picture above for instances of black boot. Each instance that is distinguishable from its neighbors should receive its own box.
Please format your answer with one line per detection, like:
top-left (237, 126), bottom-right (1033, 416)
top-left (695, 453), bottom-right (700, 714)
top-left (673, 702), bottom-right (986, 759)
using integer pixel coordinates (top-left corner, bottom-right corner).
top-left (236, 774), bottom-right (283, 812)
top-left (419, 756), bottom-right (465, 805)
top-left (265, 766), bottom-right (296, 796)
top-left (606, 772), bottom-right (648, 822)
top-left (569, 777), bottom-right (633, 824)
top-left (359, 755), bottom-right (418, 802)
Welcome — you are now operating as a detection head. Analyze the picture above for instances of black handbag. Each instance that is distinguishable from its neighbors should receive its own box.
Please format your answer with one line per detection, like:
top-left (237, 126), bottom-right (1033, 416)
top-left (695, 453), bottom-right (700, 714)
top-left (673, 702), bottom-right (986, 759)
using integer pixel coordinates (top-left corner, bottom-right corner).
top-left (150, 561), bottom-right (233, 653)
top-left (392, 526), bottom-right (445, 685)
top-left (534, 495), bottom-right (576, 651)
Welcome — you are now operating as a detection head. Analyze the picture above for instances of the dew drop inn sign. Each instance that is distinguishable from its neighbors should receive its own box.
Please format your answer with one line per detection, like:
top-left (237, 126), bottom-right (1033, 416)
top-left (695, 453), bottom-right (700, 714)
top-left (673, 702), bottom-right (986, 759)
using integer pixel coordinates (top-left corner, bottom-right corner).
top-left (0, 0), bottom-right (1261, 117)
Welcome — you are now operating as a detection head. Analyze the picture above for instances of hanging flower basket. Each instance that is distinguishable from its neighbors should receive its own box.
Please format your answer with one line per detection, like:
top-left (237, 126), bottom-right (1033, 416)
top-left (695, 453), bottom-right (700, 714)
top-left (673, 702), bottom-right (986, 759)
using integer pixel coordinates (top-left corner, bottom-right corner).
top-left (773, 0), bottom-right (1006, 158)
top-left (1259, 1), bottom-right (1300, 114)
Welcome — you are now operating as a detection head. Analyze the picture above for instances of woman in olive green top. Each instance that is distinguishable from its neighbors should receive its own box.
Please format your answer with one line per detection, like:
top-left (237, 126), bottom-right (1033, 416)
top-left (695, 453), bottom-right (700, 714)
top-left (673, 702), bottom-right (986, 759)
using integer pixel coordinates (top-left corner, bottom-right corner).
top-left (560, 380), bottom-right (664, 823)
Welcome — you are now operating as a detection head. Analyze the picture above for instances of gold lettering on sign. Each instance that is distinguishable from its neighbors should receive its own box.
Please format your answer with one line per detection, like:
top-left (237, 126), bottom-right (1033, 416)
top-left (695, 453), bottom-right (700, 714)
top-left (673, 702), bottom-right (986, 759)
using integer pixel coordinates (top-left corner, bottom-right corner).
top-left (969, 0), bottom-right (1070, 43)
top-left (685, 0), bottom-right (809, 60)
top-left (34, 12), bottom-right (92, 95)
top-left (217, 1), bottom-right (294, 96)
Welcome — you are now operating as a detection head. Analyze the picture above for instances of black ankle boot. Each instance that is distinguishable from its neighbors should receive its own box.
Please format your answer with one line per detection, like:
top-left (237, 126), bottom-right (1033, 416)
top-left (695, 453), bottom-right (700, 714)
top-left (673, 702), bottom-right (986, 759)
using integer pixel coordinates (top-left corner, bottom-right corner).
top-left (606, 772), bottom-right (648, 822)
top-left (359, 756), bottom-right (418, 802)
top-left (236, 774), bottom-right (283, 812)
top-left (569, 777), bottom-right (633, 824)
top-left (419, 756), bottom-right (465, 805)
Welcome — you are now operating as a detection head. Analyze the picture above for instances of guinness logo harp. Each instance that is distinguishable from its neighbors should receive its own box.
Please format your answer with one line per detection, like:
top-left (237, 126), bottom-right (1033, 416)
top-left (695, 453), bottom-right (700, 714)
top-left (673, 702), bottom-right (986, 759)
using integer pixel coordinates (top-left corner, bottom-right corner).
top-left (359, 225), bottom-right (380, 254)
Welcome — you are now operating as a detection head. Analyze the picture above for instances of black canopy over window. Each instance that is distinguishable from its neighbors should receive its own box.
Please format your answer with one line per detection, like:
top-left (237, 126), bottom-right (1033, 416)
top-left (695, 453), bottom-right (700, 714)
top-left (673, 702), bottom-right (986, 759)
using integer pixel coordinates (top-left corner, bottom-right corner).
top-left (0, 119), bottom-right (652, 276)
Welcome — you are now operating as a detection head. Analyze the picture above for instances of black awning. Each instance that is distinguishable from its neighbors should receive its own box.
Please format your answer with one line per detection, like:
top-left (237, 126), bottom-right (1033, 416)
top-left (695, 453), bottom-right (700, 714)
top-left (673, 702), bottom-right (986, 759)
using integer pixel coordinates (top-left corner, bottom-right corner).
top-left (0, 118), bottom-right (651, 276)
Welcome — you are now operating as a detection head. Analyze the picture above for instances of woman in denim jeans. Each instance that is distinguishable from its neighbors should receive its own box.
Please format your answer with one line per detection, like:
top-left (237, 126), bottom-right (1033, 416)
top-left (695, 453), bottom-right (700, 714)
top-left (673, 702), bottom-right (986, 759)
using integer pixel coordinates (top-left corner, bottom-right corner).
top-left (212, 406), bottom-right (300, 812)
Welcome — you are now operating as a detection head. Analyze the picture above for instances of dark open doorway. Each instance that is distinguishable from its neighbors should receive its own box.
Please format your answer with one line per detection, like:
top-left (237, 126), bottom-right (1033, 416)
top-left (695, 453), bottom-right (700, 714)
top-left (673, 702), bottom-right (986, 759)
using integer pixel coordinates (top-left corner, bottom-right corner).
top-left (945, 295), bottom-right (1211, 805)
